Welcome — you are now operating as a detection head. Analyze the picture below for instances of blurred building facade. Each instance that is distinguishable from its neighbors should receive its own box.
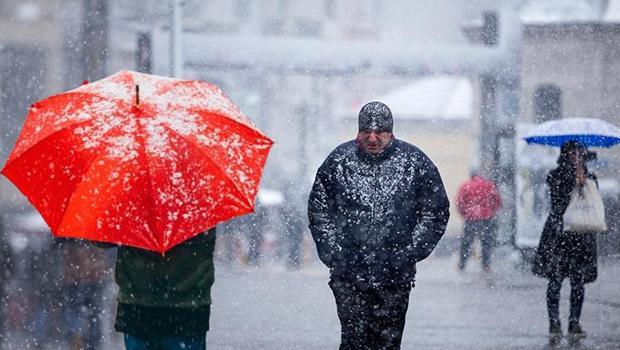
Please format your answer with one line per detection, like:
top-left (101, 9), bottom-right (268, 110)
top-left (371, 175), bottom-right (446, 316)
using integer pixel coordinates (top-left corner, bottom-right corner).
top-left (464, 0), bottom-right (620, 171)
top-left (3, 0), bottom-right (620, 251)
top-left (519, 0), bottom-right (620, 175)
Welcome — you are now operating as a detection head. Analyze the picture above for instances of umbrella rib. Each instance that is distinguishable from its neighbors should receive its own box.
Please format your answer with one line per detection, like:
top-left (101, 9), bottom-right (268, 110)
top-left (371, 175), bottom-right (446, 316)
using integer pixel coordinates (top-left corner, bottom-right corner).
top-left (136, 145), bottom-right (165, 253)
top-left (134, 116), bottom-right (166, 253)
top-left (0, 121), bottom-right (95, 233)
top-left (37, 90), bottom-right (125, 112)
top-left (4, 123), bottom-right (102, 171)
top-left (210, 111), bottom-right (272, 145)
top-left (2, 119), bottom-right (94, 173)
top-left (54, 147), bottom-right (104, 233)
top-left (5, 91), bottom-right (130, 166)
top-left (162, 125), bottom-right (255, 211)
top-left (153, 81), bottom-right (260, 131)
top-left (184, 107), bottom-right (272, 145)
top-left (54, 149), bottom-right (158, 251)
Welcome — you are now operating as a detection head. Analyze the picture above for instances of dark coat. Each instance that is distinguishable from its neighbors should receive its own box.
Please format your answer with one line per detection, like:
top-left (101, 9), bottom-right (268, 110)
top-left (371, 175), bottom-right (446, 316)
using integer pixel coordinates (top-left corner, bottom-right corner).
top-left (532, 166), bottom-right (598, 283)
top-left (308, 139), bottom-right (450, 287)
top-left (110, 229), bottom-right (217, 337)
top-left (112, 228), bottom-right (217, 307)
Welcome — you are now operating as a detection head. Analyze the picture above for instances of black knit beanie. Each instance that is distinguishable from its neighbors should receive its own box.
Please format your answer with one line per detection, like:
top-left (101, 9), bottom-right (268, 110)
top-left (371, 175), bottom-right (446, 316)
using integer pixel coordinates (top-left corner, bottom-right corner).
top-left (358, 101), bottom-right (393, 132)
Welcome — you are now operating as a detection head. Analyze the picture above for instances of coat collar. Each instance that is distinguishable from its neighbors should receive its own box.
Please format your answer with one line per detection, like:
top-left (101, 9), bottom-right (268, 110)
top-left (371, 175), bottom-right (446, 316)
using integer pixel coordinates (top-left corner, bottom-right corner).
top-left (355, 139), bottom-right (397, 163)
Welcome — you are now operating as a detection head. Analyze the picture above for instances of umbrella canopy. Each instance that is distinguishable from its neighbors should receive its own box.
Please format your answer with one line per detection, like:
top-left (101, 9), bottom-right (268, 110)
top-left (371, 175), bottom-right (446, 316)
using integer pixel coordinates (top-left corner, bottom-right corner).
top-left (1, 70), bottom-right (273, 253)
top-left (523, 117), bottom-right (620, 147)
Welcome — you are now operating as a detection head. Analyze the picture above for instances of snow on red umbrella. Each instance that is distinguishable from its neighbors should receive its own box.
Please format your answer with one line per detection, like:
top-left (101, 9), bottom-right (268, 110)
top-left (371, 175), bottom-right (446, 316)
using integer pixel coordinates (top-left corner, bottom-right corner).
top-left (1, 70), bottom-right (273, 253)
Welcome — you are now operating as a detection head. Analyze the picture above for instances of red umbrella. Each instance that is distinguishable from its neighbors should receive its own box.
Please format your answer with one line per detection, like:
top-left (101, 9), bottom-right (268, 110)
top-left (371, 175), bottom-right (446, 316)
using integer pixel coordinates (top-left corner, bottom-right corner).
top-left (1, 70), bottom-right (273, 253)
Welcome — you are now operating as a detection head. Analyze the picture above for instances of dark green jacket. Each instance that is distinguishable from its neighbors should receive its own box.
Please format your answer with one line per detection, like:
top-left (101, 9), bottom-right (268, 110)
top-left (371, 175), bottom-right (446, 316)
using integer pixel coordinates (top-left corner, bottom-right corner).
top-left (114, 229), bottom-right (216, 308)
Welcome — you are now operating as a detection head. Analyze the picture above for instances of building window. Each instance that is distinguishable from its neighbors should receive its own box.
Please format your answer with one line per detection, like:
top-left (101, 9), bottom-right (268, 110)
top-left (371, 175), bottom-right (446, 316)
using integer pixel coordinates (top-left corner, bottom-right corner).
top-left (235, 0), bottom-right (250, 19)
top-left (534, 84), bottom-right (562, 123)
top-left (295, 18), bottom-right (322, 37)
top-left (262, 17), bottom-right (286, 35)
top-left (343, 0), bottom-right (379, 38)
top-left (278, 0), bottom-right (289, 13)
top-left (324, 0), bottom-right (336, 18)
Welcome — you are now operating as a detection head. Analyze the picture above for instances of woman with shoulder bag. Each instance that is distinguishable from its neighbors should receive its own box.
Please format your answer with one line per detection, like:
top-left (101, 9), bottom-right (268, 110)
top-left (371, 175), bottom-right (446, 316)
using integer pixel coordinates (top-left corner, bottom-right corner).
top-left (532, 141), bottom-right (605, 344)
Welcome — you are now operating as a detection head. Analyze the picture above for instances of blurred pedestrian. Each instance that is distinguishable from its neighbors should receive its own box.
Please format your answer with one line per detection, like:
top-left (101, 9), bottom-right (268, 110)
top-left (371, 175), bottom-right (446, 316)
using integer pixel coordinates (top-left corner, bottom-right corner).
top-left (532, 141), bottom-right (602, 344)
top-left (215, 218), bottom-right (243, 264)
top-left (58, 239), bottom-right (109, 350)
top-left (282, 205), bottom-right (305, 269)
top-left (0, 214), bottom-right (13, 343)
top-left (308, 101), bottom-right (450, 350)
top-left (245, 212), bottom-right (264, 266)
top-left (98, 228), bottom-right (216, 350)
top-left (455, 170), bottom-right (502, 273)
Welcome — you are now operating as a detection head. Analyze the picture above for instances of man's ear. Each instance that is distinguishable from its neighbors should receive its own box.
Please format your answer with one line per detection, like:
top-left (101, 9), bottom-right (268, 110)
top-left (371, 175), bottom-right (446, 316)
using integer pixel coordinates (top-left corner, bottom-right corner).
top-left (390, 134), bottom-right (395, 140)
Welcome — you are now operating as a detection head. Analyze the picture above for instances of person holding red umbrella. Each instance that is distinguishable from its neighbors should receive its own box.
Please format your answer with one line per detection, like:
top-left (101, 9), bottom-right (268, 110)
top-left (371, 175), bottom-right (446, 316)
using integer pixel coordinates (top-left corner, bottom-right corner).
top-left (101, 228), bottom-right (216, 350)
top-left (1, 70), bottom-right (273, 350)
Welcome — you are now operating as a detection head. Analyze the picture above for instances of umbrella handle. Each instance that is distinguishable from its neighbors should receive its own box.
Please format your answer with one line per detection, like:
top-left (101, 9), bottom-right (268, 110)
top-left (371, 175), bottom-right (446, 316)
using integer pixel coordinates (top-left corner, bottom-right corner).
top-left (135, 85), bottom-right (140, 106)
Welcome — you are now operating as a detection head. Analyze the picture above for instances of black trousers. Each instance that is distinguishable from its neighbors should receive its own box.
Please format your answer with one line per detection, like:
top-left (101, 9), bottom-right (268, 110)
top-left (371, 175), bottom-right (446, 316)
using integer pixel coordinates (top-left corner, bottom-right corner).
top-left (459, 219), bottom-right (496, 269)
top-left (546, 277), bottom-right (585, 327)
top-left (329, 279), bottom-right (412, 350)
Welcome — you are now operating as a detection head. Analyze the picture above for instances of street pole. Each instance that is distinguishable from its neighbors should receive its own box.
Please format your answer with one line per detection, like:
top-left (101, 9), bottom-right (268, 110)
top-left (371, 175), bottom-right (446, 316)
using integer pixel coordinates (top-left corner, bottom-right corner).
top-left (169, 0), bottom-right (183, 78)
top-left (479, 12), bottom-right (499, 179)
top-left (82, 0), bottom-right (108, 81)
top-left (136, 31), bottom-right (152, 74)
top-left (479, 9), bottom-right (522, 246)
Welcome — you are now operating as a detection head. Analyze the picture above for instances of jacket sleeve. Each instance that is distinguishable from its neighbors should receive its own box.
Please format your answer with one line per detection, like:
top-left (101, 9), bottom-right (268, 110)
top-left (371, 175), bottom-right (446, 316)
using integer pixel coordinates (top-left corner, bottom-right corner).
top-left (548, 170), bottom-right (573, 220)
top-left (307, 162), bottom-right (342, 269)
top-left (455, 184), bottom-right (467, 217)
top-left (491, 182), bottom-right (503, 213)
top-left (409, 154), bottom-right (451, 262)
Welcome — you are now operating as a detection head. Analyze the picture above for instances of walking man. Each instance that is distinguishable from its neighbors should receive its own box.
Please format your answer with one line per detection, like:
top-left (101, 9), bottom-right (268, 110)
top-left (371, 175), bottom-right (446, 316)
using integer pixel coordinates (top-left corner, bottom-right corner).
top-left (308, 101), bottom-right (450, 349)
top-left (456, 170), bottom-right (502, 273)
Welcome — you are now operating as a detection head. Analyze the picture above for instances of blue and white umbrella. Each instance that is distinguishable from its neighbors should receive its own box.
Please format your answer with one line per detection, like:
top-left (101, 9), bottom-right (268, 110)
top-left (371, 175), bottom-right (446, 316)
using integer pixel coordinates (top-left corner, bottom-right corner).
top-left (524, 117), bottom-right (620, 147)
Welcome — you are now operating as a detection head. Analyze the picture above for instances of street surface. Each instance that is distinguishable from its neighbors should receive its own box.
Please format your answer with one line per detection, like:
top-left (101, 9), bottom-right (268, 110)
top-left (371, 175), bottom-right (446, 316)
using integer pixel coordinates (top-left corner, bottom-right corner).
top-left (4, 249), bottom-right (618, 349)
top-left (208, 251), bottom-right (620, 350)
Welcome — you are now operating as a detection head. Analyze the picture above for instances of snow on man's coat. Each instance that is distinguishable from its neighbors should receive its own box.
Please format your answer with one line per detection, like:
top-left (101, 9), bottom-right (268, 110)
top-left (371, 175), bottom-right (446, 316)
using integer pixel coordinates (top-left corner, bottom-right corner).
top-left (308, 139), bottom-right (450, 287)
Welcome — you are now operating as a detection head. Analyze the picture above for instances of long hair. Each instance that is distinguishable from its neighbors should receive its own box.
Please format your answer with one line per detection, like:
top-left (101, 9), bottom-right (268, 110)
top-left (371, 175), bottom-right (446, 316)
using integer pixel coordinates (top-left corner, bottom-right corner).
top-left (557, 141), bottom-right (586, 167)
top-left (557, 140), bottom-right (588, 192)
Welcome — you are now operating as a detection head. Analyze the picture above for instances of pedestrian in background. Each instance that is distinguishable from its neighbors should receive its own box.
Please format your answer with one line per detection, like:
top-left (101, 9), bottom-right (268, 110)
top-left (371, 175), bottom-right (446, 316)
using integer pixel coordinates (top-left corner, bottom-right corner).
top-left (455, 169), bottom-right (502, 273)
top-left (532, 141), bottom-right (600, 344)
top-left (245, 211), bottom-right (265, 266)
top-left (59, 240), bottom-right (109, 350)
top-left (308, 101), bottom-right (450, 350)
top-left (282, 203), bottom-right (306, 269)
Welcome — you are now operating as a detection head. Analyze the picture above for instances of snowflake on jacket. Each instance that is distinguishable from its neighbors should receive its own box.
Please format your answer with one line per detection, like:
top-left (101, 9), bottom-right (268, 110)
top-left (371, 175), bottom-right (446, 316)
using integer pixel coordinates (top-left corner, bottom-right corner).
top-left (308, 139), bottom-right (450, 287)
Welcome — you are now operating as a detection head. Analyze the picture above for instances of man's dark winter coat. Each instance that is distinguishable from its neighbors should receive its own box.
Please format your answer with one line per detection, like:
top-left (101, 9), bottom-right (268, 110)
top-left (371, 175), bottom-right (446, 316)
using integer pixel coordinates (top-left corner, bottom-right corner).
top-left (532, 165), bottom-right (598, 284)
top-left (308, 139), bottom-right (450, 287)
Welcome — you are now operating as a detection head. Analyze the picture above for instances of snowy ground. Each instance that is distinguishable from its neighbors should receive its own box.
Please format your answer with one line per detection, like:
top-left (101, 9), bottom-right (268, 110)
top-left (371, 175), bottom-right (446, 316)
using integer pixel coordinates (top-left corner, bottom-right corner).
top-left (4, 249), bottom-right (619, 349)
top-left (207, 252), bottom-right (620, 350)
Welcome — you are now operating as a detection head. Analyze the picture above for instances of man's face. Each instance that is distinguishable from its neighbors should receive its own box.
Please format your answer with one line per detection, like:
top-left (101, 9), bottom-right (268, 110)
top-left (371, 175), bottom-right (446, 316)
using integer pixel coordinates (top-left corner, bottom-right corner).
top-left (356, 130), bottom-right (394, 154)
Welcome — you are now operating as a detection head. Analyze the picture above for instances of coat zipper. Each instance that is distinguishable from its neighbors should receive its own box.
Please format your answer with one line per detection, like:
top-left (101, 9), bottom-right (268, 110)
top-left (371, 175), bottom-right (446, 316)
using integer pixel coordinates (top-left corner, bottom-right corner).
top-left (371, 163), bottom-right (379, 227)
